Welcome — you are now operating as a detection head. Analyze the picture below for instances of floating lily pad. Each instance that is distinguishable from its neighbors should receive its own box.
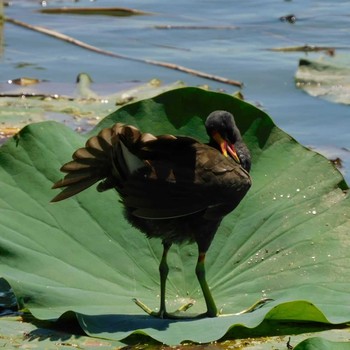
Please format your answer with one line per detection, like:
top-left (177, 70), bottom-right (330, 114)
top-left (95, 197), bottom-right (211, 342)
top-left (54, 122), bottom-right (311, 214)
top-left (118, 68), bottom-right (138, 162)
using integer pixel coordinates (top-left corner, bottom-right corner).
top-left (0, 79), bottom-right (185, 140)
top-left (295, 57), bottom-right (350, 105)
top-left (0, 87), bottom-right (349, 345)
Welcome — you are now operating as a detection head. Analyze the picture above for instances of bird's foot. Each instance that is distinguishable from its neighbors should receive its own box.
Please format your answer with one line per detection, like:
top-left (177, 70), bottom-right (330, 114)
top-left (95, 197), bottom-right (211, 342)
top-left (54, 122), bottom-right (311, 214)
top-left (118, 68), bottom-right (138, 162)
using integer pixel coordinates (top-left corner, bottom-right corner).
top-left (133, 298), bottom-right (195, 319)
top-left (235, 297), bottom-right (274, 315)
top-left (219, 298), bottom-right (274, 316)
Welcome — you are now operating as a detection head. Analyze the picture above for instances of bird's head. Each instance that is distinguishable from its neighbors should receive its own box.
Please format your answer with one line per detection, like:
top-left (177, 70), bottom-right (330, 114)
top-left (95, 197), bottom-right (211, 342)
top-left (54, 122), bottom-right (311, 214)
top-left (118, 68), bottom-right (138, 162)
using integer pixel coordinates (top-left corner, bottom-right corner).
top-left (205, 110), bottom-right (251, 171)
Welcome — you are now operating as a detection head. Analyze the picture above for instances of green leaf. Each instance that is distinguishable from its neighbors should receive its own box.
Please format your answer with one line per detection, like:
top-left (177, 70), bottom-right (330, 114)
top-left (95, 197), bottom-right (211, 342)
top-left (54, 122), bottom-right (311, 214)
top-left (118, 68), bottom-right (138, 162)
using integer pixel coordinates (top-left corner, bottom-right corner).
top-left (0, 87), bottom-right (349, 345)
top-left (295, 337), bottom-right (350, 350)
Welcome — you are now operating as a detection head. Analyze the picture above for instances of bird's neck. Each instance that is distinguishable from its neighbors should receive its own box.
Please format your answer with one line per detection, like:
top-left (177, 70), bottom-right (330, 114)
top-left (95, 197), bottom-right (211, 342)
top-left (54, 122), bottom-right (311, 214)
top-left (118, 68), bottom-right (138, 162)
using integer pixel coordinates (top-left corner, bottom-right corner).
top-left (208, 138), bottom-right (221, 152)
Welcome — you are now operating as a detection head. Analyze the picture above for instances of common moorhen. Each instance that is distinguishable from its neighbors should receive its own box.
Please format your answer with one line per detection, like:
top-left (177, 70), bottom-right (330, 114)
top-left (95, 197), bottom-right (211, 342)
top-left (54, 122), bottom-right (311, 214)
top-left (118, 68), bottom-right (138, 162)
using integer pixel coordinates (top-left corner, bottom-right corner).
top-left (52, 110), bottom-right (252, 318)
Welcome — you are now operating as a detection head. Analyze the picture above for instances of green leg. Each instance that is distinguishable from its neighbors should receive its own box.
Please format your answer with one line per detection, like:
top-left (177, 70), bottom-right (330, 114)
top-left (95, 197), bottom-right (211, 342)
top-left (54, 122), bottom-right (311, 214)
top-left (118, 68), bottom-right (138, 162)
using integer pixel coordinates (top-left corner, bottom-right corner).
top-left (195, 251), bottom-right (218, 317)
top-left (133, 241), bottom-right (171, 318)
top-left (134, 241), bottom-right (194, 318)
top-left (158, 241), bottom-right (171, 318)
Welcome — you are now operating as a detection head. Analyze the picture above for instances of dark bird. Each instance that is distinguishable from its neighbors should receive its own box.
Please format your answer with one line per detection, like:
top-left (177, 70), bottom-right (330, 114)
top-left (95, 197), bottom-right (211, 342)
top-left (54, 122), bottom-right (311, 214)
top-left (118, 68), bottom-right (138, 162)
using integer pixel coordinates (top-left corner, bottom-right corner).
top-left (52, 110), bottom-right (252, 318)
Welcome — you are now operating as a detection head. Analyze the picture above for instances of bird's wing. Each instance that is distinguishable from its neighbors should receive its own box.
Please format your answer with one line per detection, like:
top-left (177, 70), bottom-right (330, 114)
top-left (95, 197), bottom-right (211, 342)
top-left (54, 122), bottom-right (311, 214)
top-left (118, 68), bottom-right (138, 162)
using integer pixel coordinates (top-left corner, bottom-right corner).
top-left (118, 139), bottom-right (251, 220)
top-left (112, 134), bottom-right (205, 219)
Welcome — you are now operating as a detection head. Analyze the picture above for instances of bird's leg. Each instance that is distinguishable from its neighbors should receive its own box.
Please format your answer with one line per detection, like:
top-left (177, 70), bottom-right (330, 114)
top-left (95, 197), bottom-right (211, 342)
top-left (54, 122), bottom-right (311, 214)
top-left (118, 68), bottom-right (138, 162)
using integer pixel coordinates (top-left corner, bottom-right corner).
top-left (133, 241), bottom-right (171, 318)
top-left (134, 241), bottom-right (194, 318)
top-left (195, 250), bottom-right (218, 317)
top-left (157, 241), bottom-right (195, 317)
top-left (194, 247), bottom-right (272, 317)
top-left (158, 241), bottom-right (171, 317)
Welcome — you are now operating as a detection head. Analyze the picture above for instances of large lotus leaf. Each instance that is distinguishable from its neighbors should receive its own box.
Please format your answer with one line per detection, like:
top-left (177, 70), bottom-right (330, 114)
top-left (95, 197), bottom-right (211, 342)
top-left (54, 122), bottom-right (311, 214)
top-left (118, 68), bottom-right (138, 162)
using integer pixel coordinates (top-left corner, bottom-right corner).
top-left (0, 87), bottom-right (349, 345)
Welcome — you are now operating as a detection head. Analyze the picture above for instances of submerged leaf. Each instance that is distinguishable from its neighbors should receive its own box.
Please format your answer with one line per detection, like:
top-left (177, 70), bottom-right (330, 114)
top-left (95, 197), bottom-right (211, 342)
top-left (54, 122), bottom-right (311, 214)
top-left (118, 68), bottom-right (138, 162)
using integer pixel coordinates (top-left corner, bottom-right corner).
top-left (270, 45), bottom-right (335, 53)
top-left (0, 87), bottom-right (349, 345)
top-left (39, 7), bottom-right (152, 16)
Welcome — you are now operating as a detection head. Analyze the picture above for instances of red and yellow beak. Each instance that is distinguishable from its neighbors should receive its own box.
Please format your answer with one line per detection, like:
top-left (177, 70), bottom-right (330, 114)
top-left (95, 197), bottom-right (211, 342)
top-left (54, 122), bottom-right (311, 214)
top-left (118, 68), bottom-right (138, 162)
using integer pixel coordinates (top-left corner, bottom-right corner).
top-left (212, 131), bottom-right (240, 164)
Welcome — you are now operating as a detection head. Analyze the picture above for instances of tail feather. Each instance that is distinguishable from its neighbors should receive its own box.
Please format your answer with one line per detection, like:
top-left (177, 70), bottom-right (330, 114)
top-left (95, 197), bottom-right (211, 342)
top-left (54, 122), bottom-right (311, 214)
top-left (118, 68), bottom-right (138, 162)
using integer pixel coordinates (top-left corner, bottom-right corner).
top-left (51, 122), bottom-right (150, 202)
top-left (86, 133), bottom-right (113, 152)
top-left (51, 127), bottom-right (119, 202)
top-left (52, 169), bottom-right (101, 189)
top-left (73, 146), bottom-right (109, 161)
top-left (51, 175), bottom-right (103, 202)
top-left (99, 127), bottom-right (114, 145)
top-left (60, 158), bottom-right (100, 172)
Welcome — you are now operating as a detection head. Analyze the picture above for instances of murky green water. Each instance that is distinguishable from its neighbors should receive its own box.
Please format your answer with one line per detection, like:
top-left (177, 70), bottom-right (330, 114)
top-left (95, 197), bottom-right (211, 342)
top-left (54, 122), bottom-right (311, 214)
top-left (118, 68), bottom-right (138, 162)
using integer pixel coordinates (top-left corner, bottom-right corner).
top-left (1, 0), bottom-right (350, 181)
